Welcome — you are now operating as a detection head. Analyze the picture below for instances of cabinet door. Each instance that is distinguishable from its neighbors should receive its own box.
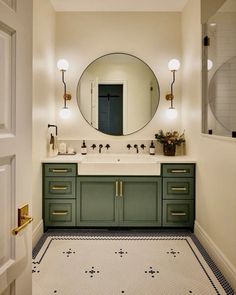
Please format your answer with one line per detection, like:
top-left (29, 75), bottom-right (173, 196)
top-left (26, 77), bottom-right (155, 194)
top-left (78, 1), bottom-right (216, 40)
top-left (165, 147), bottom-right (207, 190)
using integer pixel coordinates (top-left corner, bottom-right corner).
top-left (163, 178), bottom-right (194, 200)
top-left (44, 199), bottom-right (76, 228)
top-left (44, 177), bottom-right (76, 199)
top-left (44, 163), bottom-right (77, 177)
top-left (163, 200), bottom-right (194, 227)
top-left (119, 177), bottom-right (162, 226)
top-left (162, 164), bottom-right (195, 178)
top-left (77, 177), bottom-right (119, 226)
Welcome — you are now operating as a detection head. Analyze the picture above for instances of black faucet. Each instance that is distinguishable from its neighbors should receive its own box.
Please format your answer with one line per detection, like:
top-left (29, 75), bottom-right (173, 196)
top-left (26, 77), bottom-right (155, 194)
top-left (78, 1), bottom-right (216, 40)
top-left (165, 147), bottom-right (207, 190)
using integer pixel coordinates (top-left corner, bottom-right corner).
top-left (91, 144), bottom-right (96, 150)
top-left (99, 144), bottom-right (103, 153)
top-left (140, 144), bottom-right (146, 150)
top-left (127, 144), bottom-right (132, 150)
top-left (105, 144), bottom-right (111, 150)
top-left (134, 144), bottom-right (139, 153)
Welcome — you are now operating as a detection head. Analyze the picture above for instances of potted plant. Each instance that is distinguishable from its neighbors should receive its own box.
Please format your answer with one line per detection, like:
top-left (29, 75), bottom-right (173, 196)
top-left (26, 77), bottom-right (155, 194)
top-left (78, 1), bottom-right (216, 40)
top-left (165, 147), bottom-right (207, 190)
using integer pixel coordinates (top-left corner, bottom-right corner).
top-left (155, 130), bottom-right (185, 156)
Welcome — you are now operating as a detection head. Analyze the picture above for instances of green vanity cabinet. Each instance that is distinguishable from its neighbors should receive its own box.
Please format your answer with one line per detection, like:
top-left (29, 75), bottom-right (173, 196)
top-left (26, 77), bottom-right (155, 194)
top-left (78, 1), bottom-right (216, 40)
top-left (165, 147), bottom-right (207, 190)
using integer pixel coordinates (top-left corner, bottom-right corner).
top-left (162, 164), bottom-right (195, 228)
top-left (43, 162), bottom-right (195, 229)
top-left (77, 176), bottom-right (162, 227)
top-left (43, 163), bottom-right (77, 229)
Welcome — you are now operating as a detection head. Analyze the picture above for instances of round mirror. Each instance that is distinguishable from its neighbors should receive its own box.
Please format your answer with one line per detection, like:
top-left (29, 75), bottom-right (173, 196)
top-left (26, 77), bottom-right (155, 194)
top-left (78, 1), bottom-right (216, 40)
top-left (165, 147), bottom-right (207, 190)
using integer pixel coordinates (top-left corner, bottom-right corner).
top-left (77, 53), bottom-right (160, 136)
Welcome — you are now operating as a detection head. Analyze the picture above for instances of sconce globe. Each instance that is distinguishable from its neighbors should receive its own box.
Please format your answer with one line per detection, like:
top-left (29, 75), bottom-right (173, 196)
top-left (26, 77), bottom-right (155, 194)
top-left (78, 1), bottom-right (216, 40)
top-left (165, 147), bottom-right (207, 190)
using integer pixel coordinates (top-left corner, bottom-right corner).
top-left (207, 59), bottom-right (213, 71)
top-left (166, 107), bottom-right (177, 120)
top-left (168, 59), bottom-right (181, 71)
top-left (57, 59), bottom-right (69, 71)
top-left (60, 107), bottom-right (71, 119)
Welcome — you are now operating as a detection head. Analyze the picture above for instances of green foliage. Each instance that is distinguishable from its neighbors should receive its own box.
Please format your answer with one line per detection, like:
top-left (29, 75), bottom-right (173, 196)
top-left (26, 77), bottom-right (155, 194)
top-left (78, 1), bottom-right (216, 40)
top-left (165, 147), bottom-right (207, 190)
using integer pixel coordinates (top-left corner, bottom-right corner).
top-left (155, 130), bottom-right (185, 146)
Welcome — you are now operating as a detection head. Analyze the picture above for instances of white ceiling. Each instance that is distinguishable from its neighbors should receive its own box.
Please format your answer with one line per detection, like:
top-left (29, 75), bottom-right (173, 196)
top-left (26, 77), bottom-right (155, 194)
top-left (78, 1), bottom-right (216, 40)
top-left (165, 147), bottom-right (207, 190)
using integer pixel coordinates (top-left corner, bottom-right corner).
top-left (50, 0), bottom-right (189, 12)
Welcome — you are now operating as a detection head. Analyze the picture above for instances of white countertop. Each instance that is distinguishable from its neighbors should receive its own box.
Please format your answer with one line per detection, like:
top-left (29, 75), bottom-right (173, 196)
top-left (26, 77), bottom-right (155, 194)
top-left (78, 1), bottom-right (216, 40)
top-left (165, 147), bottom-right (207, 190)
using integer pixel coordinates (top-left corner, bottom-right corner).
top-left (42, 153), bottom-right (196, 163)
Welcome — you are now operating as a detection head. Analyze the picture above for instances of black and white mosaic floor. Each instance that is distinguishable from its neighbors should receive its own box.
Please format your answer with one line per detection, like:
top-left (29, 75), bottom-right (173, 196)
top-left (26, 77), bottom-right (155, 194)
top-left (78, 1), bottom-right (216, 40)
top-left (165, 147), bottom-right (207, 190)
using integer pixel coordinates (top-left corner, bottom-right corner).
top-left (32, 232), bottom-right (234, 295)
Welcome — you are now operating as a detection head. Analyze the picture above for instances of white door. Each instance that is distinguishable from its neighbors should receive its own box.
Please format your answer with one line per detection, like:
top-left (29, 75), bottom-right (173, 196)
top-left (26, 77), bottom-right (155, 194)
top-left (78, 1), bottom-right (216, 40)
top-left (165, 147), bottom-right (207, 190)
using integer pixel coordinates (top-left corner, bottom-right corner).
top-left (0, 0), bottom-right (32, 294)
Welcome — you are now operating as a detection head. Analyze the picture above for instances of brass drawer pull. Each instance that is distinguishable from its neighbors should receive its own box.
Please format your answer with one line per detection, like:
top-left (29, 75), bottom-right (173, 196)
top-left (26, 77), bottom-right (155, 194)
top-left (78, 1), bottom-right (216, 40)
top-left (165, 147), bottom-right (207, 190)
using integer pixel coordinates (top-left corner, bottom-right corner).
top-left (171, 187), bottom-right (187, 191)
top-left (171, 212), bottom-right (187, 216)
top-left (170, 169), bottom-right (187, 173)
top-left (51, 186), bottom-right (68, 190)
top-left (119, 181), bottom-right (123, 197)
top-left (52, 169), bottom-right (69, 173)
top-left (52, 211), bottom-right (68, 216)
top-left (115, 181), bottom-right (119, 197)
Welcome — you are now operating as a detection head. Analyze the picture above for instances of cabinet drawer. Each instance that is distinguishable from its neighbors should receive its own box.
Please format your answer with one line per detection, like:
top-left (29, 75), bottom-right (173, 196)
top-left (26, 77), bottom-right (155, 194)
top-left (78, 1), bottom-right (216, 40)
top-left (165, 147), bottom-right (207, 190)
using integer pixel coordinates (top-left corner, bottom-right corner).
top-left (162, 164), bottom-right (195, 178)
top-left (44, 163), bottom-right (76, 177)
top-left (163, 178), bottom-right (194, 199)
top-left (44, 199), bottom-right (76, 227)
top-left (163, 200), bottom-right (194, 227)
top-left (44, 177), bottom-right (75, 198)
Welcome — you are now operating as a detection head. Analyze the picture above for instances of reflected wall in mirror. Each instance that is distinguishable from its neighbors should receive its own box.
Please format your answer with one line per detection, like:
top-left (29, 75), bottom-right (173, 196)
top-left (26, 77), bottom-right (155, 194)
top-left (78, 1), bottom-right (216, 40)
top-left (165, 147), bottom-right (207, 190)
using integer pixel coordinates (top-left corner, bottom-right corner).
top-left (77, 53), bottom-right (160, 136)
top-left (202, 0), bottom-right (236, 137)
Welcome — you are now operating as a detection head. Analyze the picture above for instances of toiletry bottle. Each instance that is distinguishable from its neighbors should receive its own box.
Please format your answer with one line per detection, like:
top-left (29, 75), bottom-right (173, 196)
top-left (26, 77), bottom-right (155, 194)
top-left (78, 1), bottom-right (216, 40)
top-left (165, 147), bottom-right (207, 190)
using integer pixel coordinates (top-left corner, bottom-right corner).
top-left (81, 140), bottom-right (87, 155)
top-left (149, 141), bottom-right (155, 155)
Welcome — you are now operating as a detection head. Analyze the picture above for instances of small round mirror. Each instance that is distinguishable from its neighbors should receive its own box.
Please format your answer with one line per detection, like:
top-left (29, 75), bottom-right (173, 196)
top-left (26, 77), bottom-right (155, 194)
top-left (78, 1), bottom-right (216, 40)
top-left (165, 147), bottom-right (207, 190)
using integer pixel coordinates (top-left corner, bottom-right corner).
top-left (77, 53), bottom-right (160, 136)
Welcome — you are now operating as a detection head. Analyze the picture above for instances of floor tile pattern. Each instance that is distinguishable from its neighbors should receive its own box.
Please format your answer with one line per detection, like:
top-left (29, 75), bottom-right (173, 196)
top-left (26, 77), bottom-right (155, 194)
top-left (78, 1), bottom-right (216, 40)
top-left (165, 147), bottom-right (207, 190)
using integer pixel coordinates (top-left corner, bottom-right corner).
top-left (32, 233), bottom-right (234, 295)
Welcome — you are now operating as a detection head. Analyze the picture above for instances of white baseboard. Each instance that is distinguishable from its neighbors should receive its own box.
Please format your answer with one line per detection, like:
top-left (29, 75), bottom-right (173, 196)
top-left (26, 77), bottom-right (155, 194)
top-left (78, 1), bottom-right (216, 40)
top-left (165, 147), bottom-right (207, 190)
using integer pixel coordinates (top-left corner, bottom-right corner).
top-left (194, 221), bottom-right (236, 291)
top-left (32, 219), bottom-right (44, 249)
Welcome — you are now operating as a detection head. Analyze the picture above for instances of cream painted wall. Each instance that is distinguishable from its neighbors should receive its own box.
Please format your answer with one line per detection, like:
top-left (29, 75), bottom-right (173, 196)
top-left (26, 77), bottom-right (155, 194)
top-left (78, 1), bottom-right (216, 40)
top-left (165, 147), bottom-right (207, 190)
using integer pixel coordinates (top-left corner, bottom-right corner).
top-left (55, 12), bottom-right (182, 140)
top-left (182, 0), bottom-right (236, 288)
top-left (32, 0), bottom-right (56, 239)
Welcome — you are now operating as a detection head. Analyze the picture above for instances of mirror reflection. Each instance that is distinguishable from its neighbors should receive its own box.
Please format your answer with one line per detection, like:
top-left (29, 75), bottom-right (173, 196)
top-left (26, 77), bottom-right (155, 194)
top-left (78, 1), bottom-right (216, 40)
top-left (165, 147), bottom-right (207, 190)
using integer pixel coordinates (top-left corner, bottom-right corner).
top-left (203, 0), bottom-right (236, 137)
top-left (77, 53), bottom-right (160, 136)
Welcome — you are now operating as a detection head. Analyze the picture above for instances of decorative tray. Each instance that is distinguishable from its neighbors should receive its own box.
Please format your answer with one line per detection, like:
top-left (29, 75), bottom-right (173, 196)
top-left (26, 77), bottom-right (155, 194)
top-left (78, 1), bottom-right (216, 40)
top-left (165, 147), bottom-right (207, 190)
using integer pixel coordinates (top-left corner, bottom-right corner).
top-left (58, 152), bottom-right (77, 156)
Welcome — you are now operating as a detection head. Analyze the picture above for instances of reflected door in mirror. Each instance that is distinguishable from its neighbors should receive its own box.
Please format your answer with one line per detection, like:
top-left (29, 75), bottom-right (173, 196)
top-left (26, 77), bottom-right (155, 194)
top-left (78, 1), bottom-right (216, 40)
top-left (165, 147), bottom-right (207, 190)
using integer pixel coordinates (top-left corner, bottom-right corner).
top-left (98, 84), bottom-right (123, 135)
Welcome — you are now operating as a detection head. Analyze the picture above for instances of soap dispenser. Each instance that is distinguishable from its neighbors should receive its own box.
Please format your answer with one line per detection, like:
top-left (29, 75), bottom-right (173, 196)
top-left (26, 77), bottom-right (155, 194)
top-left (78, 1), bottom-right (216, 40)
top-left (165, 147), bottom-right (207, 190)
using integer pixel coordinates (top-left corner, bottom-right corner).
top-left (149, 141), bottom-right (155, 155)
top-left (81, 140), bottom-right (87, 155)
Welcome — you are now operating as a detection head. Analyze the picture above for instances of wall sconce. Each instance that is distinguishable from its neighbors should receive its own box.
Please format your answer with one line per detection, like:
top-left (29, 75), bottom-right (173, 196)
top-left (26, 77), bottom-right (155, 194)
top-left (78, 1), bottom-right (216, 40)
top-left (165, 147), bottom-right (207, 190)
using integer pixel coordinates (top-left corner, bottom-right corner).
top-left (165, 59), bottom-right (181, 120)
top-left (57, 59), bottom-right (72, 119)
top-left (207, 59), bottom-right (213, 71)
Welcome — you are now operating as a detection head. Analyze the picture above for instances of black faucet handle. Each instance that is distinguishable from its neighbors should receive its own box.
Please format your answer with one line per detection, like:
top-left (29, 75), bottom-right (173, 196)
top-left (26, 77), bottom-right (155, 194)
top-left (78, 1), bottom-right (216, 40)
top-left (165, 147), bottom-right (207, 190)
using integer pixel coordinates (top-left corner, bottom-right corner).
top-left (140, 144), bottom-right (146, 149)
top-left (91, 144), bottom-right (96, 150)
top-left (127, 144), bottom-right (132, 150)
top-left (105, 144), bottom-right (110, 149)
top-left (98, 144), bottom-right (103, 154)
top-left (134, 144), bottom-right (139, 153)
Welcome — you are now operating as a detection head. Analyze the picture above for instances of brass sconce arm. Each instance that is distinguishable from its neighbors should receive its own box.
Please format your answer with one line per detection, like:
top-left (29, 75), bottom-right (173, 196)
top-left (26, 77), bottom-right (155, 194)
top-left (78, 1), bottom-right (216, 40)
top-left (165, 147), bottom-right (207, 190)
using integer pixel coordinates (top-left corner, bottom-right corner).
top-left (166, 70), bottom-right (176, 108)
top-left (61, 70), bottom-right (71, 108)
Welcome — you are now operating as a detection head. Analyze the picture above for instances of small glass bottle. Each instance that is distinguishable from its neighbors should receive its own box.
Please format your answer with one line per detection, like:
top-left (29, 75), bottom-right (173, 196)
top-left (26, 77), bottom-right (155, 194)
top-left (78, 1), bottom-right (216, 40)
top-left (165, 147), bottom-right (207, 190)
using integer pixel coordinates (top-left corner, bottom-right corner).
top-left (81, 140), bottom-right (87, 155)
top-left (149, 141), bottom-right (155, 155)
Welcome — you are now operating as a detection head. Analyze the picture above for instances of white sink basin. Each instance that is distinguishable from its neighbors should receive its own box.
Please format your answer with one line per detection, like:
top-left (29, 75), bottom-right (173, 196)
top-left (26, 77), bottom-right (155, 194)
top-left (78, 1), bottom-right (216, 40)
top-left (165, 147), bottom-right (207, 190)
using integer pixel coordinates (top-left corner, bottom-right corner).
top-left (78, 154), bottom-right (161, 175)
